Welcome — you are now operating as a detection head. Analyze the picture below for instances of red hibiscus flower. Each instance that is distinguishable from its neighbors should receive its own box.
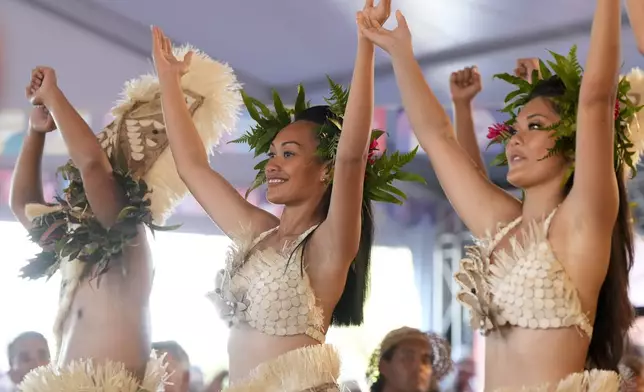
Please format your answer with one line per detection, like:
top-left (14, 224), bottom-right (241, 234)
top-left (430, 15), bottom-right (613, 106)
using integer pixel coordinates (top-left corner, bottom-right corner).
top-left (614, 100), bottom-right (620, 120)
top-left (367, 139), bottom-right (379, 165)
top-left (487, 123), bottom-right (510, 140)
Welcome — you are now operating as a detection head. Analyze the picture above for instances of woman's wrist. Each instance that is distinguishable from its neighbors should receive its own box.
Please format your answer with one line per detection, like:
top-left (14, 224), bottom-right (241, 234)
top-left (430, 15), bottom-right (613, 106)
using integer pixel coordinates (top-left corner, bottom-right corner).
top-left (41, 87), bottom-right (64, 110)
top-left (390, 45), bottom-right (415, 66)
top-left (158, 71), bottom-right (182, 88)
top-left (26, 128), bottom-right (47, 139)
top-left (452, 98), bottom-right (473, 108)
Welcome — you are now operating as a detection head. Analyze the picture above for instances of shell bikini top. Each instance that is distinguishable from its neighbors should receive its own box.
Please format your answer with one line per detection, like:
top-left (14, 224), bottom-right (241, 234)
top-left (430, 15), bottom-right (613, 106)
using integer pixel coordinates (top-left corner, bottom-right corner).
top-left (208, 225), bottom-right (326, 343)
top-left (454, 208), bottom-right (593, 337)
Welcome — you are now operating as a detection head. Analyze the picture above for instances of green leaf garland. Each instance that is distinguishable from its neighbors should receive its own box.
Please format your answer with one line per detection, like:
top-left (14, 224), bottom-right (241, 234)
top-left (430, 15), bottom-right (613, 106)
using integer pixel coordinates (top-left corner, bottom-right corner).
top-left (230, 76), bottom-right (426, 203)
top-left (22, 161), bottom-right (179, 282)
top-left (489, 45), bottom-right (644, 178)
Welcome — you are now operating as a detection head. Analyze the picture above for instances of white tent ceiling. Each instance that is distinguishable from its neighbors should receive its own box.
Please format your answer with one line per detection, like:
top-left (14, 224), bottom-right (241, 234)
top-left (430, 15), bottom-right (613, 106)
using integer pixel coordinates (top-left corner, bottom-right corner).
top-left (17, 0), bottom-right (644, 106)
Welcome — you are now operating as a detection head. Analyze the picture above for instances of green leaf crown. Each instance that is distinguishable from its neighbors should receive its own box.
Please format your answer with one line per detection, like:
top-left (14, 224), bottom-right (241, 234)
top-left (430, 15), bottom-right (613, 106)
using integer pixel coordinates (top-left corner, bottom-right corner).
top-left (488, 45), bottom-right (643, 176)
top-left (229, 77), bottom-right (426, 204)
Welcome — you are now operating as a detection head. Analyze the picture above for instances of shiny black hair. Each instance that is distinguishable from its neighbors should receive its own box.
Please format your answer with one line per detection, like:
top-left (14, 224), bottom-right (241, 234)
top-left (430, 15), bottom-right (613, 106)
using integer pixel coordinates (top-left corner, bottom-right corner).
top-left (289, 105), bottom-right (374, 326)
top-left (531, 76), bottom-right (634, 370)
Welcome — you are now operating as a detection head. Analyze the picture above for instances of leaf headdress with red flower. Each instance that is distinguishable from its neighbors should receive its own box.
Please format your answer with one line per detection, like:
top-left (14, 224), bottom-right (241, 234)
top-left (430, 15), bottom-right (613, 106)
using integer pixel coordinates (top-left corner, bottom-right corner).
top-left (488, 45), bottom-right (644, 177)
top-left (230, 77), bottom-right (425, 204)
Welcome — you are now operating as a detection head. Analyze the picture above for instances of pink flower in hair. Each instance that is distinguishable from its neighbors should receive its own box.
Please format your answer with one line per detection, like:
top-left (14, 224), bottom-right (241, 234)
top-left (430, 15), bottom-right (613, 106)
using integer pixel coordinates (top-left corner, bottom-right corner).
top-left (487, 123), bottom-right (511, 140)
top-left (614, 100), bottom-right (620, 120)
top-left (368, 139), bottom-right (380, 165)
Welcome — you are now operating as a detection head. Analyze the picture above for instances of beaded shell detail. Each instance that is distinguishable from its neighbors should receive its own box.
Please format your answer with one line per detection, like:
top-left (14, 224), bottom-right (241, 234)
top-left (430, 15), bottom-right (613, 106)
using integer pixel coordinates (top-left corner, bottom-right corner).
top-left (454, 208), bottom-right (592, 337)
top-left (208, 225), bottom-right (326, 343)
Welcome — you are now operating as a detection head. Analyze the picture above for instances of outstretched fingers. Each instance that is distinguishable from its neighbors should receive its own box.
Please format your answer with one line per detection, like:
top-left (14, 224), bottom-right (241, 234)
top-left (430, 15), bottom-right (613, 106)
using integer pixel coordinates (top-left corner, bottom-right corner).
top-left (358, 10), bottom-right (382, 31)
top-left (151, 26), bottom-right (164, 59)
top-left (163, 36), bottom-right (172, 56)
top-left (356, 11), bottom-right (372, 30)
top-left (394, 9), bottom-right (408, 31)
top-left (183, 51), bottom-right (194, 67)
top-left (379, 0), bottom-right (392, 18)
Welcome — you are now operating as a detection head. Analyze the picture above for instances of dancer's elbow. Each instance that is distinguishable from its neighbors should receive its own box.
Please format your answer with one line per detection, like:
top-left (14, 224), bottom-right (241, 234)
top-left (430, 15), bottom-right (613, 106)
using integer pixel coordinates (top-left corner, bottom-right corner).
top-left (176, 158), bottom-right (210, 182)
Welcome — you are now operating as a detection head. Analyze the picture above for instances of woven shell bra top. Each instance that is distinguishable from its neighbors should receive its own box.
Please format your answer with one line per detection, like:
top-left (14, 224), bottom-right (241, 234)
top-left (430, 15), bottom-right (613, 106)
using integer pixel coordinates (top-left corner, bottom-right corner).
top-left (454, 208), bottom-right (593, 337)
top-left (208, 225), bottom-right (326, 343)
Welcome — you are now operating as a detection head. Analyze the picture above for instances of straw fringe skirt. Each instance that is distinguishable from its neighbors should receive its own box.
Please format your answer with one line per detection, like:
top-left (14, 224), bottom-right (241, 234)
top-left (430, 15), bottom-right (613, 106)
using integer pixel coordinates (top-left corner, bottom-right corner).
top-left (225, 344), bottom-right (341, 392)
top-left (492, 369), bottom-right (621, 392)
top-left (18, 351), bottom-right (168, 392)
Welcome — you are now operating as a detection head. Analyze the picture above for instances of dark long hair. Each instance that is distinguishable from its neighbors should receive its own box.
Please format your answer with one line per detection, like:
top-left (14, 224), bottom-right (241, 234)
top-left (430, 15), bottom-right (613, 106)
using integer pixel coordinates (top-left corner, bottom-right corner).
top-left (288, 105), bottom-right (374, 326)
top-left (530, 77), bottom-right (634, 370)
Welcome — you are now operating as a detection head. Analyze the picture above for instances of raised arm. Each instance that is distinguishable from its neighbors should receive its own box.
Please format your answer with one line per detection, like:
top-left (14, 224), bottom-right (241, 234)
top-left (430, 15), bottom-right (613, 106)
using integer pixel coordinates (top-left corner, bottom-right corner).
top-left (627, 0), bottom-right (644, 54)
top-left (312, 0), bottom-right (388, 269)
top-left (152, 27), bottom-right (278, 238)
top-left (449, 66), bottom-right (486, 174)
top-left (569, 0), bottom-right (620, 222)
top-left (359, 12), bottom-right (520, 236)
top-left (9, 103), bottom-right (54, 228)
top-left (30, 67), bottom-right (125, 228)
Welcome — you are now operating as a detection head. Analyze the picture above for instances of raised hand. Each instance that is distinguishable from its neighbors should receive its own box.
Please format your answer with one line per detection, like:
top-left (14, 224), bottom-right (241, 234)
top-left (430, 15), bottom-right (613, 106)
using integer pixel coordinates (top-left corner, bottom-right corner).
top-left (360, 0), bottom-right (391, 30)
top-left (357, 9), bottom-right (411, 57)
top-left (151, 26), bottom-right (193, 78)
top-left (450, 66), bottom-right (482, 103)
top-left (26, 67), bottom-right (59, 106)
top-left (514, 58), bottom-right (540, 83)
top-left (28, 106), bottom-right (56, 133)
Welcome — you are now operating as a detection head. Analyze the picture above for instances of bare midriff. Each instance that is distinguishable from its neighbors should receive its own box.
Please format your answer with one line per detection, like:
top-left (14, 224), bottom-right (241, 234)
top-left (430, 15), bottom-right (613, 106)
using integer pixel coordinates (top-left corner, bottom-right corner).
top-left (58, 226), bottom-right (153, 381)
top-left (227, 324), bottom-right (321, 383)
top-left (483, 325), bottom-right (590, 390)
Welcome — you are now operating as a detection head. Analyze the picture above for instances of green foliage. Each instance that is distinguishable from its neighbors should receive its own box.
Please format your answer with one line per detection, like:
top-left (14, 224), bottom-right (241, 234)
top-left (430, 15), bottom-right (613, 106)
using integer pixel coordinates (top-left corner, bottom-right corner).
top-left (230, 76), bottom-right (425, 204)
top-left (490, 45), bottom-right (643, 178)
top-left (22, 161), bottom-right (179, 282)
top-left (365, 347), bottom-right (381, 384)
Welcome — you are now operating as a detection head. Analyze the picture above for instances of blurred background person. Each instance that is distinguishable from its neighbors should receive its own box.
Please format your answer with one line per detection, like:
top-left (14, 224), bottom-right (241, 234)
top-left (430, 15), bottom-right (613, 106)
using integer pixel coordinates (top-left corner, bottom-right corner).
top-left (367, 327), bottom-right (452, 392)
top-left (4, 332), bottom-right (49, 391)
top-left (621, 355), bottom-right (644, 391)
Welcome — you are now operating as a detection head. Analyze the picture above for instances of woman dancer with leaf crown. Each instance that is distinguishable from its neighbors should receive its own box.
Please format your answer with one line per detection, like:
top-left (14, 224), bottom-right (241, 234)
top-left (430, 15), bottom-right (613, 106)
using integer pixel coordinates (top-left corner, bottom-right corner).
top-left (10, 47), bottom-right (240, 391)
top-left (151, 0), bottom-right (425, 390)
top-left (360, 0), bottom-right (644, 390)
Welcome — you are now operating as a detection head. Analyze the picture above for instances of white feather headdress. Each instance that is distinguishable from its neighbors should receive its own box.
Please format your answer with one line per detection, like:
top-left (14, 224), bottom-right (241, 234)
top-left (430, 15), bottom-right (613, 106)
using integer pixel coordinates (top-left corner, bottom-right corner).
top-left (110, 44), bottom-right (242, 224)
top-left (27, 45), bottom-right (242, 225)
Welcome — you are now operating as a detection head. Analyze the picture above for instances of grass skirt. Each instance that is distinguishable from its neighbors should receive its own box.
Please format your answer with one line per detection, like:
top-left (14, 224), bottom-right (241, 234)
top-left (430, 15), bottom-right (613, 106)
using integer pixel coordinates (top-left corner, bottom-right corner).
top-left (18, 351), bottom-right (168, 392)
top-left (225, 344), bottom-right (341, 392)
top-left (492, 369), bottom-right (620, 392)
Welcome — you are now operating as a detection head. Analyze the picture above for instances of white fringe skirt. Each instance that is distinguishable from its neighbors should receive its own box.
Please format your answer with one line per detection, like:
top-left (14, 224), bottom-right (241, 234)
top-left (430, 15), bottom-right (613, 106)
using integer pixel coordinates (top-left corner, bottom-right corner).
top-left (225, 344), bottom-right (341, 392)
top-left (492, 369), bottom-right (621, 392)
top-left (18, 351), bottom-right (168, 392)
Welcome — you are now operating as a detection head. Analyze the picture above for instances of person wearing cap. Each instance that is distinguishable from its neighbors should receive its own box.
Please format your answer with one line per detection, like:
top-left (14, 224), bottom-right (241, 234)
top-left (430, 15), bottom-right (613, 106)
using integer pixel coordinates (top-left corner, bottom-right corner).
top-left (366, 327), bottom-right (453, 392)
